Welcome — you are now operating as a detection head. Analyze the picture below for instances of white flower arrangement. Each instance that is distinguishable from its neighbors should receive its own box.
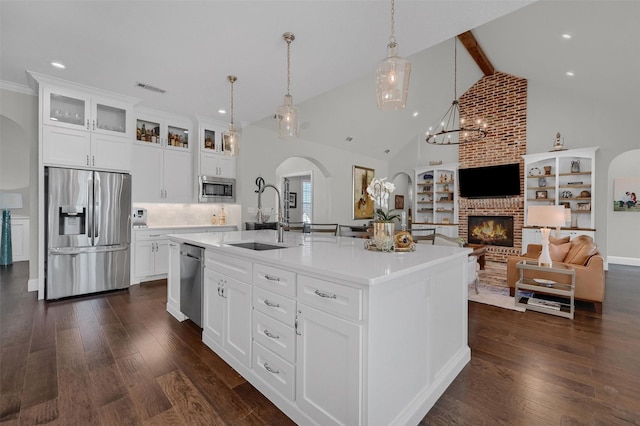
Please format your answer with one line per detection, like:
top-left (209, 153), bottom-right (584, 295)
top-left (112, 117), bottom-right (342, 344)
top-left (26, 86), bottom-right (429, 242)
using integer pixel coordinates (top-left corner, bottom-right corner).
top-left (366, 177), bottom-right (399, 222)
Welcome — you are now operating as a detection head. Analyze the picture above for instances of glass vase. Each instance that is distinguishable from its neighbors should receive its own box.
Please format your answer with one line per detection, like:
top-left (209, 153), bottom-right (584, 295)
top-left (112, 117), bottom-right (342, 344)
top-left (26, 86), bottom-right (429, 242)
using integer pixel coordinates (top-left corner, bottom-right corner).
top-left (373, 222), bottom-right (395, 251)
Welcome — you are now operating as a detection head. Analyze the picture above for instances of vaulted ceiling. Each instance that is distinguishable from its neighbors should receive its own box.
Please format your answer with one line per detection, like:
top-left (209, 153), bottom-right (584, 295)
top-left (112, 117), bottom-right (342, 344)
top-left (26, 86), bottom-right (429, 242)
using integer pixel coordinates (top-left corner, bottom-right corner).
top-left (2, 1), bottom-right (639, 160)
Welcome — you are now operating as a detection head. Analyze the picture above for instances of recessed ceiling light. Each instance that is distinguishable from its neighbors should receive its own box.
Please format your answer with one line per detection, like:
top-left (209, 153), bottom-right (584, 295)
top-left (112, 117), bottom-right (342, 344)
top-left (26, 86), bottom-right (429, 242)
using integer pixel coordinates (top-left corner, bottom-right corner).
top-left (50, 61), bottom-right (66, 69)
top-left (218, 109), bottom-right (227, 114)
top-left (566, 71), bottom-right (575, 77)
top-left (562, 34), bottom-right (572, 39)
top-left (412, 111), bottom-right (419, 117)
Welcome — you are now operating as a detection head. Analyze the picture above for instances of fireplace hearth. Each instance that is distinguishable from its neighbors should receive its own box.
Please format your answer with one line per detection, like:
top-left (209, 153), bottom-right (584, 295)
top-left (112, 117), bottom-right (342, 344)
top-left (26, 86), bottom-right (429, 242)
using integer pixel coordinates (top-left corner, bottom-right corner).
top-left (468, 216), bottom-right (514, 247)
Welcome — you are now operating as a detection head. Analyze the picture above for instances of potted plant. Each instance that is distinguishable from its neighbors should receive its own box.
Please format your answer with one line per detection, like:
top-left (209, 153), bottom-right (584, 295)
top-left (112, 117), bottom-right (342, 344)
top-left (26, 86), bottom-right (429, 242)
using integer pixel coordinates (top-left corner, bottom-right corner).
top-left (366, 177), bottom-right (400, 251)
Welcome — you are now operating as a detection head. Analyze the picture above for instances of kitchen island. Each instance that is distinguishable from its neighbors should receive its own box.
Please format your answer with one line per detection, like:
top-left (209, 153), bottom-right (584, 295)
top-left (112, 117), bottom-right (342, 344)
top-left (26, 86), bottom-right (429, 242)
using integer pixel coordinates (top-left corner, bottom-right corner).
top-left (167, 230), bottom-right (471, 426)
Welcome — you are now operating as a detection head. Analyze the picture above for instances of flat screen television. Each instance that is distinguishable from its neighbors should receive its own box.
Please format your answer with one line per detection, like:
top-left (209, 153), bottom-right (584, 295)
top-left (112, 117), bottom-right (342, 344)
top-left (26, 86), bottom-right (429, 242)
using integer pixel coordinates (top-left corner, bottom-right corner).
top-left (458, 163), bottom-right (521, 198)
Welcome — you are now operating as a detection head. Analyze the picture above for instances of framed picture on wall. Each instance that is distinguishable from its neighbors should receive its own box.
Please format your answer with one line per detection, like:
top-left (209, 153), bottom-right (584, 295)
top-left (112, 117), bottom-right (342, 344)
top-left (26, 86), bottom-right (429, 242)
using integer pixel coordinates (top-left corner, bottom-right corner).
top-left (353, 165), bottom-right (375, 219)
top-left (613, 176), bottom-right (640, 211)
top-left (289, 192), bottom-right (297, 209)
top-left (395, 195), bottom-right (404, 210)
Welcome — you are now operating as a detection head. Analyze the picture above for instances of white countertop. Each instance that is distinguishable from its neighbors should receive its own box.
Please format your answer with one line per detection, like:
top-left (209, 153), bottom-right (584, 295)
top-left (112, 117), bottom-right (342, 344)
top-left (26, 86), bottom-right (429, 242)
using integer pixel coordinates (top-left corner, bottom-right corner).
top-left (168, 230), bottom-right (470, 286)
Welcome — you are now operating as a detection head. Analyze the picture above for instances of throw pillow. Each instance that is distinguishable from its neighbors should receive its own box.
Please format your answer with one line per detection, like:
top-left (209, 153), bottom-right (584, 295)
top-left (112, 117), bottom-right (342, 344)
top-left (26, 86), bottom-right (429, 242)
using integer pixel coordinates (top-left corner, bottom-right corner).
top-left (564, 235), bottom-right (598, 265)
top-left (550, 235), bottom-right (570, 245)
top-left (549, 242), bottom-right (571, 262)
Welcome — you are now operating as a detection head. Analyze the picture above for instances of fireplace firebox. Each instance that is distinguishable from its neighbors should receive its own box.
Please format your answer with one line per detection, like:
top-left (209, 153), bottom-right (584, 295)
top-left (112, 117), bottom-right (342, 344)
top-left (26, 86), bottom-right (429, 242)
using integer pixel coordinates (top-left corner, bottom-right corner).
top-left (468, 216), bottom-right (514, 247)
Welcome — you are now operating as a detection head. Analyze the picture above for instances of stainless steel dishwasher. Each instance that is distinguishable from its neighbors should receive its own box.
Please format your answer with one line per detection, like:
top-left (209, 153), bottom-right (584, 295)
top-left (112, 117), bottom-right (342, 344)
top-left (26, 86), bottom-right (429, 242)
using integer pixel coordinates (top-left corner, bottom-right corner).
top-left (180, 243), bottom-right (204, 328)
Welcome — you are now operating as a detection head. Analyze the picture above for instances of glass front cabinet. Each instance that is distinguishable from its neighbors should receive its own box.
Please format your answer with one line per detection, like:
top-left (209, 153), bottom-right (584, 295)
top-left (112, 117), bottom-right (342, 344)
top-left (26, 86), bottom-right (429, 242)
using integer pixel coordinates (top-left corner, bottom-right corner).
top-left (35, 73), bottom-right (137, 172)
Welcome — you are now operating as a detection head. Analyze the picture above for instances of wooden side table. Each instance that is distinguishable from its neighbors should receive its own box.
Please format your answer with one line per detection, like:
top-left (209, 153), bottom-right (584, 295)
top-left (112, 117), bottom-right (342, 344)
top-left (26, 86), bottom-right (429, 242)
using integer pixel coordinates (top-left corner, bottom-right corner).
top-left (515, 260), bottom-right (575, 319)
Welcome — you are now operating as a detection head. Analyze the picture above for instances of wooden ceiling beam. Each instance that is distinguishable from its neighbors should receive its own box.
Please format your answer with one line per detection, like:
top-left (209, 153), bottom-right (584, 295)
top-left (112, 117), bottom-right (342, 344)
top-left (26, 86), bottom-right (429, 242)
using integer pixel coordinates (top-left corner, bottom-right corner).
top-left (457, 31), bottom-right (495, 76)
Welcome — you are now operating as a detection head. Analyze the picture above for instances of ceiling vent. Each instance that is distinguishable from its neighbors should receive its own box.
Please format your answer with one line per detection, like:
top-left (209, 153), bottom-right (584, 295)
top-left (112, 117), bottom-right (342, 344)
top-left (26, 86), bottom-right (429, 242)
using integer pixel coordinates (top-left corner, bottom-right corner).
top-left (135, 82), bottom-right (166, 94)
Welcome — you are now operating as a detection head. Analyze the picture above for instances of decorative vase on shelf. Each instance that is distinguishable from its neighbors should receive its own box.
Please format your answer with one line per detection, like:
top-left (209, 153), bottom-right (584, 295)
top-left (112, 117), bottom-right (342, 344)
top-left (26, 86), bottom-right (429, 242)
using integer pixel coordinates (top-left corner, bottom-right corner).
top-left (373, 222), bottom-right (395, 252)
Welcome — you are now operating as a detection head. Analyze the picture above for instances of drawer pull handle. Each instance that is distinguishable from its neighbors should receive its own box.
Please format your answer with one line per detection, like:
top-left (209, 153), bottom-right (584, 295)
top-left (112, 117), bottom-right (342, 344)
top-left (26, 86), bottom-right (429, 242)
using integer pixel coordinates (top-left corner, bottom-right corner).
top-left (264, 299), bottom-right (280, 308)
top-left (314, 289), bottom-right (337, 299)
top-left (264, 274), bottom-right (280, 282)
top-left (264, 329), bottom-right (279, 339)
top-left (264, 362), bottom-right (279, 374)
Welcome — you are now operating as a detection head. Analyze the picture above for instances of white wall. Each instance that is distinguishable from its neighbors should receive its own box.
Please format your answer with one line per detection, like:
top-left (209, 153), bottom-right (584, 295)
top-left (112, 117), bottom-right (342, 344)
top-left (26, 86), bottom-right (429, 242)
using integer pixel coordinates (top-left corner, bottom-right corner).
top-left (237, 124), bottom-right (388, 226)
top-left (526, 79), bottom-right (640, 260)
top-left (606, 149), bottom-right (640, 265)
top-left (0, 88), bottom-right (38, 279)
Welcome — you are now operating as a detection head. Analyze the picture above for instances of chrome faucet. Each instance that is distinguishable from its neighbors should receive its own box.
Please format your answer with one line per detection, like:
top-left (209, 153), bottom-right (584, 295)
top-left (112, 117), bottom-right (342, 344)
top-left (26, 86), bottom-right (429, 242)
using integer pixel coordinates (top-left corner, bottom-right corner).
top-left (258, 183), bottom-right (287, 243)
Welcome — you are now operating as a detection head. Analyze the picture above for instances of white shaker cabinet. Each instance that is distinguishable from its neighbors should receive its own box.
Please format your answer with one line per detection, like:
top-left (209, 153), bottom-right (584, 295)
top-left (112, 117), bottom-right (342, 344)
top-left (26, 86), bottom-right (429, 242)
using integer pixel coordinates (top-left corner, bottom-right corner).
top-left (33, 74), bottom-right (137, 172)
top-left (203, 268), bottom-right (252, 368)
top-left (296, 304), bottom-right (362, 426)
top-left (132, 144), bottom-right (192, 203)
top-left (133, 231), bottom-right (169, 279)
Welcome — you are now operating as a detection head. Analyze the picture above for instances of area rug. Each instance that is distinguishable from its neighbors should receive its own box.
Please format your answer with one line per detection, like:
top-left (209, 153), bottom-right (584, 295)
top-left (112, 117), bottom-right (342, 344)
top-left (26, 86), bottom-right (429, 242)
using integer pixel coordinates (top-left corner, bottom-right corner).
top-left (468, 261), bottom-right (525, 312)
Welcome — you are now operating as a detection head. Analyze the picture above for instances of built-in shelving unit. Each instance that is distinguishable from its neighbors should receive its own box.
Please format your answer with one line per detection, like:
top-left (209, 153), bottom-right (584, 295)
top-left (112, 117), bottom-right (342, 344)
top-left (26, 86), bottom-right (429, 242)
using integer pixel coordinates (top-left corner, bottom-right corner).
top-left (413, 163), bottom-right (459, 238)
top-left (522, 147), bottom-right (598, 250)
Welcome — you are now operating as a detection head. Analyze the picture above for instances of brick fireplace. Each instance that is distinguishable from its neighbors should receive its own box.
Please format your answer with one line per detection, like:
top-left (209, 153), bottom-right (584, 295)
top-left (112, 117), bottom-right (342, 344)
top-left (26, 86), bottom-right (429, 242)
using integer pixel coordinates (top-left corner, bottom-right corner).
top-left (458, 72), bottom-right (527, 262)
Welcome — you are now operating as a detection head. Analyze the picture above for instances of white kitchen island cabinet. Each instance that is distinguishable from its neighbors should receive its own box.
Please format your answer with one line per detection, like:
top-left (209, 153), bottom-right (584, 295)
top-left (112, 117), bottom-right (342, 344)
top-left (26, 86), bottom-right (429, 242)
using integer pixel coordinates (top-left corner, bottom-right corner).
top-left (168, 230), bottom-right (471, 426)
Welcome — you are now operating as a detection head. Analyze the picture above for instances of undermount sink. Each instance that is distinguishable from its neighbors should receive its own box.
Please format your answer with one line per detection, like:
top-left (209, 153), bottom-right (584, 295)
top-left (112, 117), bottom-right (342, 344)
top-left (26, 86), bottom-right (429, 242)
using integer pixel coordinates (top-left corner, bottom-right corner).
top-left (227, 242), bottom-right (289, 251)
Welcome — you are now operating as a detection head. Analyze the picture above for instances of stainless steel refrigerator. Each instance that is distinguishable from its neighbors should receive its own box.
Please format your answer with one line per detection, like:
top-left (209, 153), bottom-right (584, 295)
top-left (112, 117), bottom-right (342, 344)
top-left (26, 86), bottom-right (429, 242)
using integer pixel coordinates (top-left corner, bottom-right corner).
top-left (45, 167), bottom-right (131, 300)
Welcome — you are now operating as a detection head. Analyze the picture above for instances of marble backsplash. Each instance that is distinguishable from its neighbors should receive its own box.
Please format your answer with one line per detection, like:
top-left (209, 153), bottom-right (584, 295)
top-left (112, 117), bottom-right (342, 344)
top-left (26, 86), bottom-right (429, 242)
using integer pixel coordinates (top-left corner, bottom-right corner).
top-left (133, 203), bottom-right (241, 228)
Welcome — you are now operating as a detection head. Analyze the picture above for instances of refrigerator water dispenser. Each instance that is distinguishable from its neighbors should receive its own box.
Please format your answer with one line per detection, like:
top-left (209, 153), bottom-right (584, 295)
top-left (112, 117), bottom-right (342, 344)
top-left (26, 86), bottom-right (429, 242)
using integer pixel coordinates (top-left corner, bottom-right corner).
top-left (59, 205), bottom-right (86, 235)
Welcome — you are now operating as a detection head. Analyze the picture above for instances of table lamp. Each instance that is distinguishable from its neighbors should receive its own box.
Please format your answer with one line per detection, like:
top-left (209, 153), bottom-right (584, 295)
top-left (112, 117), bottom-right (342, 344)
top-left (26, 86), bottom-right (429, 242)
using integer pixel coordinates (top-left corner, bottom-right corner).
top-left (527, 205), bottom-right (566, 267)
top-left (0, 192), bottom-right (23, 266)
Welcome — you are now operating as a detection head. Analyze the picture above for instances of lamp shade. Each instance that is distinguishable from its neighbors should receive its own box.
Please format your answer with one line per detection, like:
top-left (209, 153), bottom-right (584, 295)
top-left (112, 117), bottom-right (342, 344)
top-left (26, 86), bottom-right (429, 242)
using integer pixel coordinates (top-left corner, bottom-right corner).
top-left (527, 205), bottom-right (566, 227)
top-left (0, 193), bottom-right (23, 210)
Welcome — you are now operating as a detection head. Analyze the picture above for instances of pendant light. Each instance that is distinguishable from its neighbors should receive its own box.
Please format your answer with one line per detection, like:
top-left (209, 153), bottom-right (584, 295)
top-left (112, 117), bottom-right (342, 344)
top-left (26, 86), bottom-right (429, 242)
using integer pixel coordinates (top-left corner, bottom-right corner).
top-left (425, 38), bottom-right (488, 145)
top-left (376, 0), bottom-right (411, 111)
top-left (276, 32), bottom-right (299, 139)
top-left (222, 75), bottom-right (239, 156)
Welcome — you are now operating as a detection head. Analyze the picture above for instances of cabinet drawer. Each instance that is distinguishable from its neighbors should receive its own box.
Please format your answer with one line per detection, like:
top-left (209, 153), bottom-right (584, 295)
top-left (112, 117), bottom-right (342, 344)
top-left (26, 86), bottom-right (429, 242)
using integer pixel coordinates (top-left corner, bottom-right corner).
top-left (297, 275), bottom-right (362, 321)
top-left (135, 230), bottom-right (171, 241)
top-left (253, 263), bottom-right (296, 297)
top-left (253, 311), bottom-right (296, 363)
top-left (253, 287), bottom-right (296, 326)
top-left (205, 251), bottom-right (252, 281)
top-left (253, 342), bottom-right (295, 401)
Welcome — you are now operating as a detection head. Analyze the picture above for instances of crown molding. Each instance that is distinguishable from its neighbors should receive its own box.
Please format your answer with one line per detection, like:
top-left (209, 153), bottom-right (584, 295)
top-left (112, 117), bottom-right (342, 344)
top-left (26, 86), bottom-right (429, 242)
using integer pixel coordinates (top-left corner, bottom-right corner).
top-left (0, 80), bottom-right (36, 96)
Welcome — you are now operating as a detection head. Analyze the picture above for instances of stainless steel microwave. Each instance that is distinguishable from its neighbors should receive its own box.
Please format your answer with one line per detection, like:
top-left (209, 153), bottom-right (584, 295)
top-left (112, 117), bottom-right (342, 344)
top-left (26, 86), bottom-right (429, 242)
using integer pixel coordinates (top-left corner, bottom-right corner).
top-left (198, 176), bottom-right (235, 203)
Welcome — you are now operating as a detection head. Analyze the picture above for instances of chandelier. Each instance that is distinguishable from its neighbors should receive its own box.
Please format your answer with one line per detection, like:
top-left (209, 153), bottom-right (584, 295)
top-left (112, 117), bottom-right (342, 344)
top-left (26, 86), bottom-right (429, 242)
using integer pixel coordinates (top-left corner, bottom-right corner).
top-left (425, 38), bottom-right (487, 145)
top-left (222, 75), bottom-right (239, 156)
top-left (276, 32), bottom-right (299, 139)
top-left (375, 0), bottom-right (411, 111)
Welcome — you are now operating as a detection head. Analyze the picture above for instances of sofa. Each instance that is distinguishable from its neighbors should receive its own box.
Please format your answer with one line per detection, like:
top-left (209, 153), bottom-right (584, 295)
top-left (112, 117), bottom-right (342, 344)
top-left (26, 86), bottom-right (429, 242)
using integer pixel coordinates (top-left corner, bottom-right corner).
top-left (506, 235), bottom-right (605, 313)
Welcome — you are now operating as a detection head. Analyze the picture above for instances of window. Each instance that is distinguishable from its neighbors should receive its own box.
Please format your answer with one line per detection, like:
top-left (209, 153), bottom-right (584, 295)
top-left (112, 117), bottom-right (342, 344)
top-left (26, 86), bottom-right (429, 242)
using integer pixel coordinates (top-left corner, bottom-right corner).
top-left (302, 178), bottom-right (312, 223)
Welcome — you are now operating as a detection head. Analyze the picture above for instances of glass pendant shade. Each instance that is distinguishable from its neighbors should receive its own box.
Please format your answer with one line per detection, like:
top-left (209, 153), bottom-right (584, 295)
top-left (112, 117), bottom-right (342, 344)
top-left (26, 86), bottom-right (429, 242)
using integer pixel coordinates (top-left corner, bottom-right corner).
top-left (276, 94), bottom-right (299, 138)
top-left (376, 43), bottom-right (411, 110)
top-left (222, 123), bottom-right (239, 157)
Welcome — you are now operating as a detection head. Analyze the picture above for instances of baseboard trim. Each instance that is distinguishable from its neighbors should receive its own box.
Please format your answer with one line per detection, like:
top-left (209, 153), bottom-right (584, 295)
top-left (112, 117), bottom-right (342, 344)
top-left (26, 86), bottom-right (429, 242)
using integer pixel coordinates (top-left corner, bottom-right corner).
top-left (28, 278), bottom-right (38, 292)
top-left (607, 256), bottom-right (640, 267)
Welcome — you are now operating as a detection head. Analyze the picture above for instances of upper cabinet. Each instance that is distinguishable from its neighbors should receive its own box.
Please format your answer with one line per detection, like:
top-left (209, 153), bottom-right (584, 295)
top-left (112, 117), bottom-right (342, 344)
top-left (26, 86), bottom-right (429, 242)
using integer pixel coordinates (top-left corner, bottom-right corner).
top-left (135, 111), bottom-right (191, 151)
top-left (132, 109), bottom-right (194, 203)
top-left (414, 163), bottom-right (459, 227)
top-left (196, 117), bottom-right (236, 178)
top-left (31, 72), bottom-right (138, 172)
top-left (523, 147), bottom-right (598, 231)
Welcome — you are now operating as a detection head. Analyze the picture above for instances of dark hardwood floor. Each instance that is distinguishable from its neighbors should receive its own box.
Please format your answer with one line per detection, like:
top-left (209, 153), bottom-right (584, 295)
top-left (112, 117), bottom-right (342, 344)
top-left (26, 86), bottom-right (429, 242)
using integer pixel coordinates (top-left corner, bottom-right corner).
top-left (1, 262), bottom-right (639, 425)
